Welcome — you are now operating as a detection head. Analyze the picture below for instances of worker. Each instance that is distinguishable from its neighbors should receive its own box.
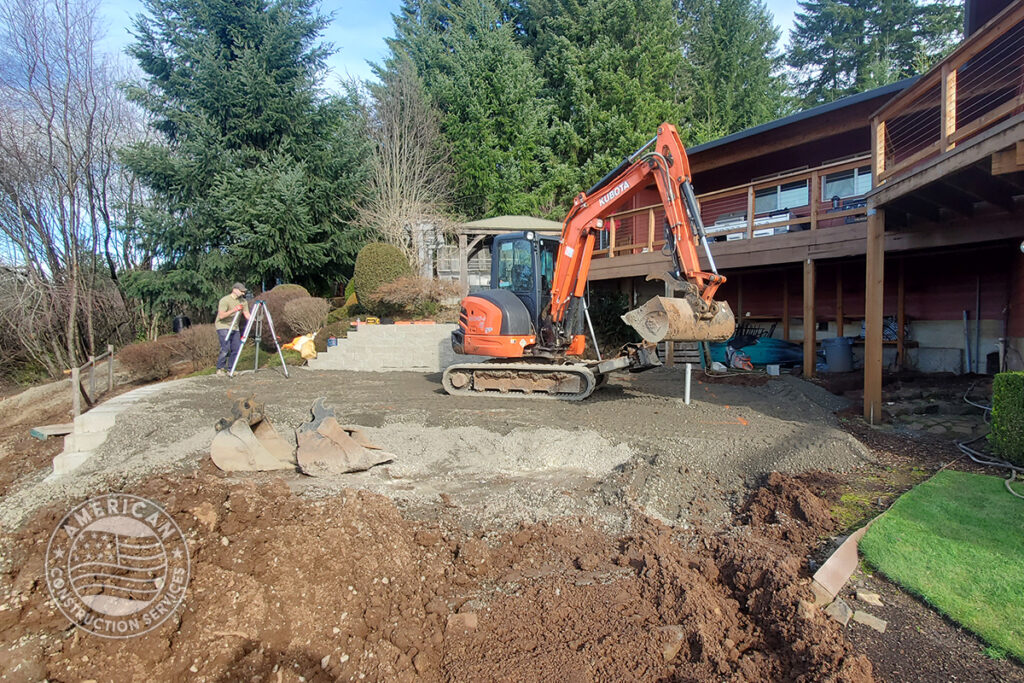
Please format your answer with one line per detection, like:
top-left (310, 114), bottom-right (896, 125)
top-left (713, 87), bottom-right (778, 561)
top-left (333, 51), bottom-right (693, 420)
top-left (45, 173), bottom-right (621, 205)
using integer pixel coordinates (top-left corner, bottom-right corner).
top-left (215, 282), bottom-right (251, 376)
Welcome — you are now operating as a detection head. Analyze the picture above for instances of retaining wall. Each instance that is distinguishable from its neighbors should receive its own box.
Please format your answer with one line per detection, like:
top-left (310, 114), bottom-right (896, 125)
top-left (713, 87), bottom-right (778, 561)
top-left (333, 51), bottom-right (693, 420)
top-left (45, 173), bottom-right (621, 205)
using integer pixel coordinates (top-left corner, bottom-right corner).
top-left (307, 323), bottom-right (476, 372)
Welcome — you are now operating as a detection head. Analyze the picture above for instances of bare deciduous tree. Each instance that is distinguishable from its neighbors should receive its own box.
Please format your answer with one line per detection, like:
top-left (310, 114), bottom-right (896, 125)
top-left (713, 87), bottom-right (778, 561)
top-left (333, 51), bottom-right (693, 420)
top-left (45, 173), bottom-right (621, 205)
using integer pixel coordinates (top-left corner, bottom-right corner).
top-left (358, 59), bottom-right (458, 272)
top-left (0, 0), bottom-right (145, 375)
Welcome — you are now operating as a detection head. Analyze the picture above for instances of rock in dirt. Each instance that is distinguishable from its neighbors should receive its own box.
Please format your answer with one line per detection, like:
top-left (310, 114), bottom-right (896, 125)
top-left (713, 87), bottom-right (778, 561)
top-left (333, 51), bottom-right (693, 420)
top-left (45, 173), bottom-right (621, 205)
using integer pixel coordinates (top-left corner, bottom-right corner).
top-left (658, 625), bottom-right (687, 661)
top-left (446, 612), bottom-right (478, 631)
top-left (856, 590), bottom-right (883, 607)
top-left (825, 598), bottom-right (854, 626)
top-left (853, 610), bottom-right (887, 633)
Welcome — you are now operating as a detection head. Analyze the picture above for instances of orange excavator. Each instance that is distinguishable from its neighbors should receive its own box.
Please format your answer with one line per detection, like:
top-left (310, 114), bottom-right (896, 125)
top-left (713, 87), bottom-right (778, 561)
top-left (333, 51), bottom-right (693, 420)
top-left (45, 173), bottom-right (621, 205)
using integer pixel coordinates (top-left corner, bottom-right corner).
top-left (442, 122), bottom-right (735, 400)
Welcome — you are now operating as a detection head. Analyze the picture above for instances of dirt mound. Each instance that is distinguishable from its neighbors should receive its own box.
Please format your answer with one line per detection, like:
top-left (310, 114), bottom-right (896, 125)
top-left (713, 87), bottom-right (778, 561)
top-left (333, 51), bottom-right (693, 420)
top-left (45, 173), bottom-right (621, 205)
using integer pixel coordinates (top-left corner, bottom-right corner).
top-left (0, 468), bottom-right (870, 681)
top-left (741, 471), bottom-right (838, 547)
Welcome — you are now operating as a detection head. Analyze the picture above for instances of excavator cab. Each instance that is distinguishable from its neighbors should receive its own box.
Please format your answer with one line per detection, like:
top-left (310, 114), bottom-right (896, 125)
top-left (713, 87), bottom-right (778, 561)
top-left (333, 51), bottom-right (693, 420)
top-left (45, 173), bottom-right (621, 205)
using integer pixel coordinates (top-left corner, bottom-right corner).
top-left (450, 231), bottom-right (557, 359)
top-left (491, 232), bottom-right (559, 329)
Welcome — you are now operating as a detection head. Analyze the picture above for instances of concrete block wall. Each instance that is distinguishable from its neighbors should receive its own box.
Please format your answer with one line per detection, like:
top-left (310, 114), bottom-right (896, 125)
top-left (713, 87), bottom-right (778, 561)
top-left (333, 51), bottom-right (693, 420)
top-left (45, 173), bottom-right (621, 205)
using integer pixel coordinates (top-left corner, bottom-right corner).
top-left (307, 323), bottom-right (477, 372)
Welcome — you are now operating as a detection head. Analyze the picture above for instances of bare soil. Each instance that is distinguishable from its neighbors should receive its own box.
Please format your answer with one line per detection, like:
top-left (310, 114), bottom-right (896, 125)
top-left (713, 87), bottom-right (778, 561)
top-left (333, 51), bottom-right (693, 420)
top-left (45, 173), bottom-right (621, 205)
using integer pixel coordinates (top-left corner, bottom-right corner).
top-left (0, 366), bottom-right (1020, 682)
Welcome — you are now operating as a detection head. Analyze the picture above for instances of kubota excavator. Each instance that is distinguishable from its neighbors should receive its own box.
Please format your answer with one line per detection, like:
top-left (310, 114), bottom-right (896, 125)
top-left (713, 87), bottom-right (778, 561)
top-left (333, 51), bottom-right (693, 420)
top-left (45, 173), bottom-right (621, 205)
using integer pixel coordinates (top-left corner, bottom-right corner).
top-left (442, 122), bottom-right (735, 400)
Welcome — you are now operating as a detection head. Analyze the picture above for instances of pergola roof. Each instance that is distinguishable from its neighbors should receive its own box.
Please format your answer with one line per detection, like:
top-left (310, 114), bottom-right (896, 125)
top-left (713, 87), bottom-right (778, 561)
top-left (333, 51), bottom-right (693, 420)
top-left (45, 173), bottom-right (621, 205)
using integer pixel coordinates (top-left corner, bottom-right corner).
top-left (458, 215), bottom-right (562, 234)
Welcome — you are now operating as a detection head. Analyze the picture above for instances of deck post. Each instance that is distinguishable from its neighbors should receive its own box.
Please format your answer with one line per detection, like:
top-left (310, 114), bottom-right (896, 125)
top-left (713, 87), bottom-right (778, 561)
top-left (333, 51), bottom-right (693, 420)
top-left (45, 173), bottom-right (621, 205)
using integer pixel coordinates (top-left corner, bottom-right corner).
top-left (864, 208), bottom-right (885, 422)
top-left (803, 258), bottom-right (816, 378)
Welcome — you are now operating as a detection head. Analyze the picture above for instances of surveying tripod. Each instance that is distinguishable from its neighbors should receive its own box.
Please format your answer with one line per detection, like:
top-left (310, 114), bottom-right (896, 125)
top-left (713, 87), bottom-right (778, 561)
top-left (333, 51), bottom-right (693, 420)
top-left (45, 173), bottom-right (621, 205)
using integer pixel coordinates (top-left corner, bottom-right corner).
top-left (227, 300), bottom-right (290, 378)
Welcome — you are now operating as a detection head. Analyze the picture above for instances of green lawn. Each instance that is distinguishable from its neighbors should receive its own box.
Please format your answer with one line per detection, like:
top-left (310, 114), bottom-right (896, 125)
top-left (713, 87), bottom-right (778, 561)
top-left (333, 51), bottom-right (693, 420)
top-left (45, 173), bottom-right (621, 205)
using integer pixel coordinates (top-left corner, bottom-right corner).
top-left (860, 470), bottom-right (1024, 661)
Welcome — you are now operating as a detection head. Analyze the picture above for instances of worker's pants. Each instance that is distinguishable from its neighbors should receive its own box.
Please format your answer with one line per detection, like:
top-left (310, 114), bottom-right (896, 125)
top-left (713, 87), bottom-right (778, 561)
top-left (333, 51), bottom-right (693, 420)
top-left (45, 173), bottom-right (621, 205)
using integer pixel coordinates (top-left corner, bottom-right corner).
top-left (217, 329), bottom-right (241, 369)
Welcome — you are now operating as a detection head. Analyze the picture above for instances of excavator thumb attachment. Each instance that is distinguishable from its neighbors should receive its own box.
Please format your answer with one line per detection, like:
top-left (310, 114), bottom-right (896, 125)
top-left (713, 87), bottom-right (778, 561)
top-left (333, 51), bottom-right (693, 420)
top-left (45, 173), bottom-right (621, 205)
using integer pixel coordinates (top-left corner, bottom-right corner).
top-left (295, 398), bottom-right (394, 477)
top-left (622, 296), bottom-right (735, 344)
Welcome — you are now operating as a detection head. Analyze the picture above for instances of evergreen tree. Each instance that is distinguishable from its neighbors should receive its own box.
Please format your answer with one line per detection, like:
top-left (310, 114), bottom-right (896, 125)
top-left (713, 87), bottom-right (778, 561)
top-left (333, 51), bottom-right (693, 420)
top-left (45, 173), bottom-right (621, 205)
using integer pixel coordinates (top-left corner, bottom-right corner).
top-left (385, 0), bottom-right (556, 217)
top-left (517, 0), bottom-right (688, 194)
top-left (787, 0), bottom-right (962, 107)
top-left (122, 0), bottom-right (370, 309)
top-left (680, 0), bottom-right (790, 143)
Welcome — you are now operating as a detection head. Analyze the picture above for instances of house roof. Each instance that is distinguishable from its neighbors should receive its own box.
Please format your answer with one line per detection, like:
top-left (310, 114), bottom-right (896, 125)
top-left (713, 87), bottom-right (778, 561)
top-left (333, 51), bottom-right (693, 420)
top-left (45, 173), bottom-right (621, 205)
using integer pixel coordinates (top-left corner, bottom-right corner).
top-left (459, 215), bottom-right (563, 232)
top-left (688, 77), bottom-right (919, 156)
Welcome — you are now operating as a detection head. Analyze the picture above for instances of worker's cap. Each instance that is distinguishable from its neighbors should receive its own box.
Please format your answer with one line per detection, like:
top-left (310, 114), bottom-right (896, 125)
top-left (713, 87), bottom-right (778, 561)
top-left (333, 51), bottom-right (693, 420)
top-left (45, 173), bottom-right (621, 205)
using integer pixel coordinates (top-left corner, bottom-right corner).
top-left (232, 282), bottom-right (247, 293)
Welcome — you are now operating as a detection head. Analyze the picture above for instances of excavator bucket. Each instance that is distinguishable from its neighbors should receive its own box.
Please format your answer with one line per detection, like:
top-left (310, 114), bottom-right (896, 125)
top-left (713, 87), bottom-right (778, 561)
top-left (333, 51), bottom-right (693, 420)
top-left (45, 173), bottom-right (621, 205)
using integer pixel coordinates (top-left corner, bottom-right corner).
top-left (622, 296), bottom-right (735, 344)
top-left (295, 398), bottom-right (394, 477)
top-left (210, 418), bottom-right (296, 471)
top-left (210, 395), bottom-right (296, 472)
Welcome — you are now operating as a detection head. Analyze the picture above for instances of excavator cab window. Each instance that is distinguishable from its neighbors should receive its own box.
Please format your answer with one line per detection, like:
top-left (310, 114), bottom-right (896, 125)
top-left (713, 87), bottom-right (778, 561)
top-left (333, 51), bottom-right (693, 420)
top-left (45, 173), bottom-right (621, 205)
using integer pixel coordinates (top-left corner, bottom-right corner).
top-left (496, 239), bottom-right (534, 292)
top-left (539, 240), bottom-right (557, 294)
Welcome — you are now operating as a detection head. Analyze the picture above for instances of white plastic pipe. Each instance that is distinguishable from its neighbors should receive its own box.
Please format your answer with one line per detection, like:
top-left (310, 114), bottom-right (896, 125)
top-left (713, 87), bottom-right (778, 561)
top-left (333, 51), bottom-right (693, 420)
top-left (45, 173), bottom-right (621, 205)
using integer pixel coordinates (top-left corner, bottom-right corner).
top-left (685, 362), bottom-right (692, 405)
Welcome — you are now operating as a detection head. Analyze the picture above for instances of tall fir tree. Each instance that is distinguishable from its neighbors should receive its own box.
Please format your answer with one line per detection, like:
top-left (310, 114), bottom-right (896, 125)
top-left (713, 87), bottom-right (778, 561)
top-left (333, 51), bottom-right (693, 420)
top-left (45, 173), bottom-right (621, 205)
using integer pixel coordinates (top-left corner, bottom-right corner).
top-left (385, 0), bottom-right (557, 218)
top-left (515, 0), bottom-right (688, 195)
top-left (680, 0), bottom-right (790, 143)
top-left (121, 0), bottom-right (370, 310)
top-left (786, 0), bottom-right (962, 107)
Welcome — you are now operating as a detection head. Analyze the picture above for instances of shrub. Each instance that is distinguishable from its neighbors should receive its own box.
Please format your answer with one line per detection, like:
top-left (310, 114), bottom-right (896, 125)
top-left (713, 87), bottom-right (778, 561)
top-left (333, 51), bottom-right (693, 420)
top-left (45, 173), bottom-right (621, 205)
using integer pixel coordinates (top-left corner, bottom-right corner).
top-left (989, 372), bottom-right (1024, 465)
top-left (175, 324), bottom-right (220, 371)
top-left (315, 320), bottom-right (349, 352)
top-left (118, 340), bottom-right (176, 381)
top-left (353, 243), bottom-right (413, 314)
top-left (258, 284), bottom-right (311, 344)
top-left (371, 277), bottom-right (460, 318)
top-left (284, 297), bottom-right (331, 335)
top-left (588, 290), bottom-right (640, 357)
top-left (344, 278), bottom-right (356, 298)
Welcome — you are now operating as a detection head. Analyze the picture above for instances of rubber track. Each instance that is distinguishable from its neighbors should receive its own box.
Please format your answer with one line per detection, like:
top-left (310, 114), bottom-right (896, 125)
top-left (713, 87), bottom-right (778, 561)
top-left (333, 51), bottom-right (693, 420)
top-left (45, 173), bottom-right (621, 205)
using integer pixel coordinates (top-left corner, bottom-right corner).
top-left (442, 362), bottom-right (598, 401)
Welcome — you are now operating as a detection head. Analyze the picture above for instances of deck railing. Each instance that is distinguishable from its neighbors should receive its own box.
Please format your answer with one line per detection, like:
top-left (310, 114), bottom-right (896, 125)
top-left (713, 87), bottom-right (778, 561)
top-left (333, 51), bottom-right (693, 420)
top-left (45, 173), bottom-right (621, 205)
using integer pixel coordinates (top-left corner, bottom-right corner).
top-left (593, 155), bottom-right (871, 258)
top-left (872, 2), bottom-right (1024, 183)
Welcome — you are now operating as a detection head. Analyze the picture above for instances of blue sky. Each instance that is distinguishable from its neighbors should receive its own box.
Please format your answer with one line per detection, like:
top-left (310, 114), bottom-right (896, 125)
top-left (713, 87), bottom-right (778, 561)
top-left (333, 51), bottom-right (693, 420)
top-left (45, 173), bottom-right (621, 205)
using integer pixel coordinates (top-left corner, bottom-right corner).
top-left (100, 0), bottom-right (803, 86)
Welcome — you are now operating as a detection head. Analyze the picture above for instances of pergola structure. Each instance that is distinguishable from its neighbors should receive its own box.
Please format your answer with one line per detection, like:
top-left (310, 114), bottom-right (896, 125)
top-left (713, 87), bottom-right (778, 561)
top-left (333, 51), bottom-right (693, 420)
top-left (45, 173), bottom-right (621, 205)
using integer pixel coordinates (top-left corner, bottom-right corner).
top-left (455, 215), bottom-right (562, 291)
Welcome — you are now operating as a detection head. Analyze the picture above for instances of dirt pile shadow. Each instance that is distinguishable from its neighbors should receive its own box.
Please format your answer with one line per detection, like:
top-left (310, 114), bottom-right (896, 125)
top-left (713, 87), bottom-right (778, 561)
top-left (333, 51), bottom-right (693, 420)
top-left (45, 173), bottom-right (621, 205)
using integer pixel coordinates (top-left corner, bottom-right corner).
top-left (0, 470), bottom-right (870, 682)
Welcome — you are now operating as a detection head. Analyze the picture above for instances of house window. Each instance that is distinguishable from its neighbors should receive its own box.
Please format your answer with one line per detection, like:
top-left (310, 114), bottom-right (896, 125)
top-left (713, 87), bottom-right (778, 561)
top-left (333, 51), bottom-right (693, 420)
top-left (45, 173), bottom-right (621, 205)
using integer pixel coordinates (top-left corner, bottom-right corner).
top-left (822, 166), bottom-right (872, 200)
top-left (754, 180), bottom-right (808, 214)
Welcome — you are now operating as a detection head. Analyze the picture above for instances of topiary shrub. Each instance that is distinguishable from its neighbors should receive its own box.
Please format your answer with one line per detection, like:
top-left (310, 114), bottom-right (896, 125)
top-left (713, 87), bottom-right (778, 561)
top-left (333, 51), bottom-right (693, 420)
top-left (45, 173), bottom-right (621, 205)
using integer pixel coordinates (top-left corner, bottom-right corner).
top-left (258, 284), bottom-right (311, 345)
top-left (118, 340), bottom-right (176, 381)
top-left (175, 324), bottom-right (220, 371)
top-left (353, 243), bottom-right (413, 315)
top-left (344, 278), bottom-right (357, 298)
top-left (989, 371), bottom-right (1024, 465)
top-left (284, 298), bottom-right (331, 335)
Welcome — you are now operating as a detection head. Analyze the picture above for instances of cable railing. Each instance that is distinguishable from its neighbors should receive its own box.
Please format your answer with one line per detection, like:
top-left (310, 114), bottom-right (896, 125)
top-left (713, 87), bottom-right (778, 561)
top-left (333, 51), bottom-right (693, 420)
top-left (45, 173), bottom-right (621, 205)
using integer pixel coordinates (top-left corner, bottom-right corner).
top-left (873, 2), bottom-right (1024, 183)
top-left (593, 155), bottom-right (872, 258)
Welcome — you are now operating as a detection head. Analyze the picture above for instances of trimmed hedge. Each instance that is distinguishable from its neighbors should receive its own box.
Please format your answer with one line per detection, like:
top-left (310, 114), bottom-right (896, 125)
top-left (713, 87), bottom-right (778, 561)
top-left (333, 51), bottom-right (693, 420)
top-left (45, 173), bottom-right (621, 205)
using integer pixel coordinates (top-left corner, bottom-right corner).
top-left (353, 243), bottom-right (412, 314)
top-left (989, 372), bottom-right (1024, 465)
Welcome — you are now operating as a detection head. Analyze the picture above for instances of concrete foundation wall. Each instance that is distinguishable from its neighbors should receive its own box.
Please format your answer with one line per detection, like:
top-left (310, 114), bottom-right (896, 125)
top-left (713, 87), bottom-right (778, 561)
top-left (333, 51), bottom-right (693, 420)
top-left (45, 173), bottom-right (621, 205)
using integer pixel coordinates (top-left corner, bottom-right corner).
top-left (307, 323), bottom-right (476, 373)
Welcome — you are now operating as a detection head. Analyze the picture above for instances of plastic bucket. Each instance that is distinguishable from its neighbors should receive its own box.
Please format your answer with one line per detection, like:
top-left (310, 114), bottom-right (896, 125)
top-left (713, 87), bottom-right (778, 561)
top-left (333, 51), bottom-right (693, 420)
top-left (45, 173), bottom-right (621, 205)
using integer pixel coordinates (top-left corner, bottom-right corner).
top-left (821, 336), bottom-right (854, 373)
top-left (326, 337), bottom-right (338, 347)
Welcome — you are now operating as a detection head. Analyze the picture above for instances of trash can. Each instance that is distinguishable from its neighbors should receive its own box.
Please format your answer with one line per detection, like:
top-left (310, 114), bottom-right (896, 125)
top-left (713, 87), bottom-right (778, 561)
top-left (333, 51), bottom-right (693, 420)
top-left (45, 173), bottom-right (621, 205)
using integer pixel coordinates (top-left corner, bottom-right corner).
top-left (821, 336), bottom-right (854, 373)
top-left (172, 315), bottom-right (191, 333)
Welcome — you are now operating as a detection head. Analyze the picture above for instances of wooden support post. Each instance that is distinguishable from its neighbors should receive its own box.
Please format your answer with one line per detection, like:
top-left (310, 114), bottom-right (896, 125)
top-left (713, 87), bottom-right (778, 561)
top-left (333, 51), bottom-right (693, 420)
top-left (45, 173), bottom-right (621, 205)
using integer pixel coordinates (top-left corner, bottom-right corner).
top-left (746, 186), bottom-right (755, 239)
top-left (864, 208), bottom-right (886, 422)
top-left (663, 281), bottom-right (675, 367)
top-left (872, 117), bottom-right (886, 181)
top-left (608, 219), bottom-right (616, 258)
top-left (897, 260), bottom-right (905, 369)
top-left (736, 274), bottom-right (744, 323)
top-left (810, 172), bottom-right (820, 230)
top-left (87, 357), bottom-right (95, 400)
top-left (941, 64), bottom-right (957, 152)
top-left (107, 344), bottom-right (114, 392)
top-left (71, 366), bottom-right (81, 418)
top-left (835, 266), bottom-right (844, 337)
top-left (647, 208), bottom-right (656, 251)
top-left (458, 233), bottom-right (469, 296)
top-left (782, 274), bottom-right (790, 341)
top-left (803, 259), bottom-right (816, 378)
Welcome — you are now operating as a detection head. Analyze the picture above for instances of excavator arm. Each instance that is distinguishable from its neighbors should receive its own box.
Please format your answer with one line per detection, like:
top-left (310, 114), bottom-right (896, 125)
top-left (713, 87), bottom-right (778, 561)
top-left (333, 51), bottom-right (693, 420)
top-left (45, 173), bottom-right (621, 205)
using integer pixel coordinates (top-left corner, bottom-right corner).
top-left (543, 122), bottom-right (734, 347)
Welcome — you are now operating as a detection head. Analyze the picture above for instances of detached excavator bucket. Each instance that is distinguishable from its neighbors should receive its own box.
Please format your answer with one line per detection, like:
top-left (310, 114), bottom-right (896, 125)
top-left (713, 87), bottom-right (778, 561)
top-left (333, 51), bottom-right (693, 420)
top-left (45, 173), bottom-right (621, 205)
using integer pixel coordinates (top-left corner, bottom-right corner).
top-left (210, 418), bottom-right (296, 472)
top-left (296, 398), bottom-right (394, 477)
top-left (622, 296), bottom-right (735, 344)
top-left (210, 395), bottom-right (296, 472)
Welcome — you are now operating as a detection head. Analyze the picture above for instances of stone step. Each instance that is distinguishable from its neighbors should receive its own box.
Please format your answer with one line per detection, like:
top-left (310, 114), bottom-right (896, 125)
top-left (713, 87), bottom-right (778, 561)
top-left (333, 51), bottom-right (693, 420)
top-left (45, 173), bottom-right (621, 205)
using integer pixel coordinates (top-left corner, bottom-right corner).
top-left (63, 430), bottom-right (110, 453)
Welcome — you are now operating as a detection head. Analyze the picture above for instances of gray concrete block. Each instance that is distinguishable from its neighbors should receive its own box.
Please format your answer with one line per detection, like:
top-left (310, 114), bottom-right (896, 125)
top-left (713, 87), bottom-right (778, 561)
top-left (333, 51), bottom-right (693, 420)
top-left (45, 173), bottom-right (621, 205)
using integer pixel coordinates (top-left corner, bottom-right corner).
top-left (50, 450), bottom-right (93, 476)
top-left (64, 430), bottom-right (109, 453)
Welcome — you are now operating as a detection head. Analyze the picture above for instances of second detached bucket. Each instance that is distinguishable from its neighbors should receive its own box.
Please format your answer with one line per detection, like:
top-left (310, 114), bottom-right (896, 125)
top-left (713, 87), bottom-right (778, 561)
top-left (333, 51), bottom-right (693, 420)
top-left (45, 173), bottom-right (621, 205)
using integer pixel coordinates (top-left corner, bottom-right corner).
top-left (821, 336), bottom-right (854, 373)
